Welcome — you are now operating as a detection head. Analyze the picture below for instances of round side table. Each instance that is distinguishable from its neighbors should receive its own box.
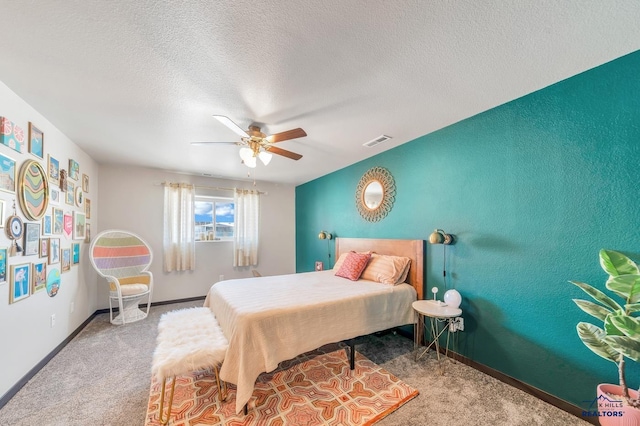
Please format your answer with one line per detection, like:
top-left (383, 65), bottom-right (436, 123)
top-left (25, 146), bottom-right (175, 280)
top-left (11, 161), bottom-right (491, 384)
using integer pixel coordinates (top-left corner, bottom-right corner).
top-left (413, 300), bottom-right (462, 369)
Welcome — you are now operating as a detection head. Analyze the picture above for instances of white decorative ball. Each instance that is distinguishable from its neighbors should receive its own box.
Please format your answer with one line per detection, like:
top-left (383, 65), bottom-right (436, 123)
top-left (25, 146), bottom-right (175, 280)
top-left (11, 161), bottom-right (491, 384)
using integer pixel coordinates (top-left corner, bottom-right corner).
top-left (443, 289), bottom-right (462, 309)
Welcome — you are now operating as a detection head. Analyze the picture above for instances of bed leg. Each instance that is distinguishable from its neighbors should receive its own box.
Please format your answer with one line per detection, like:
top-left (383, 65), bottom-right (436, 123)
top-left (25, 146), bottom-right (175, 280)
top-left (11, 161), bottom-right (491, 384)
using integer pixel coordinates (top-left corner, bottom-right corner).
top-left (244, 404), bottom-right (248, 415)
top-left (349, 339), bottom-right (355, 370)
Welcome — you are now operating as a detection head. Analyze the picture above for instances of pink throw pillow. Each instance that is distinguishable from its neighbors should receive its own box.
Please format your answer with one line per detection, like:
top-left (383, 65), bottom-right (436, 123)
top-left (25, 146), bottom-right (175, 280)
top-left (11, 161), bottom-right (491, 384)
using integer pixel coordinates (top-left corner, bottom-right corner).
top-left (335, 252), bottom-right (371, 281)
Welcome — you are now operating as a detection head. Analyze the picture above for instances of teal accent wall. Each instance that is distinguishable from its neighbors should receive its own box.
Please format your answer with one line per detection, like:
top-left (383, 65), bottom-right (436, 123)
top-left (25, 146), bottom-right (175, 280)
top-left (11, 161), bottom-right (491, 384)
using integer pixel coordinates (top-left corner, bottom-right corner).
top-left (295, 50), bottom-right (640, 407)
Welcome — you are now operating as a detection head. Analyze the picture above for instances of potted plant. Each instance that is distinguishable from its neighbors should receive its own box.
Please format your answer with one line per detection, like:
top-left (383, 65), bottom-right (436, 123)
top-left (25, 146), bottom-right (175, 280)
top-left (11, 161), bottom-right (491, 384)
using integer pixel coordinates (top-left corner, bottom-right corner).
top-left (570, 249), bottom-right (640, 425)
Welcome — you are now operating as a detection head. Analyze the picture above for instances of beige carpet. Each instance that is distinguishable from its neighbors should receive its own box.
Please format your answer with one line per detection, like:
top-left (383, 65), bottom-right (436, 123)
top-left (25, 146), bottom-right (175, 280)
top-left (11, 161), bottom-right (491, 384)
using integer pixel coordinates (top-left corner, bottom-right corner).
top-left (0, 301), bottom-right (590, 426)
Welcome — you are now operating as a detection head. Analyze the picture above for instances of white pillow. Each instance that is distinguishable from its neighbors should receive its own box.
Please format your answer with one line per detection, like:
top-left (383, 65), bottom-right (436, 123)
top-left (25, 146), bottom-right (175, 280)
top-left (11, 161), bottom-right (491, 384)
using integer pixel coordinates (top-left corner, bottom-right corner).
top-left (360, 254), bottom-right (411, 285)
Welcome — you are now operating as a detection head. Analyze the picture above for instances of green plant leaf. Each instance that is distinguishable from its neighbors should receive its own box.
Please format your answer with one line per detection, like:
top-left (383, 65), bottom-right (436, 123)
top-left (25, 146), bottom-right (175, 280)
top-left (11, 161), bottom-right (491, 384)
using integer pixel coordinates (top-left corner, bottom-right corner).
top-left (606, 274), bottom-right (640, 303)
top-left (570, 281), bottom-right (622, 312)
top-left (603, 335), bottom-right (640, 363)
top-left (604, 314), bottom-right (626, 336)
top-left (609, 315), bottom-right (640, 340)
top-left (573, 299), bottom-right (611, 322)
top-left (625, 303), bottom-right (640, 313)
top-left (577, 322), bottom-right (619, 363)
top-left (600, 250), bottom-right (639, 277)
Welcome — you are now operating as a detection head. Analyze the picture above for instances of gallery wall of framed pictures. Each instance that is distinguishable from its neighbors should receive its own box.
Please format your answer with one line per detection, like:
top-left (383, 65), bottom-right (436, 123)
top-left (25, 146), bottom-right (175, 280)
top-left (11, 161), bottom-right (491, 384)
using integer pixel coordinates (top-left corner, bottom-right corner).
top-left (0, 114), bottom-right (93, 305)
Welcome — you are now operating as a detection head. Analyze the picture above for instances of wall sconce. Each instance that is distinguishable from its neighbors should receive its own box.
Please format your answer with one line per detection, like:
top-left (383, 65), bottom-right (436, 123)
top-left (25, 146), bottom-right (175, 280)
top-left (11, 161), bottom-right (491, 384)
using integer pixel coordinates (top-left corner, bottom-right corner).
top-left (429, 229), bottom-right (462, 307)
top-left (429, 229), bottom-right (454, 245)
top-left (318, 230), bottom-right (333, 266)
top-left (428, 229), bottom-right (455, 295)
top-left (318, 231), bottom-right (333, 240)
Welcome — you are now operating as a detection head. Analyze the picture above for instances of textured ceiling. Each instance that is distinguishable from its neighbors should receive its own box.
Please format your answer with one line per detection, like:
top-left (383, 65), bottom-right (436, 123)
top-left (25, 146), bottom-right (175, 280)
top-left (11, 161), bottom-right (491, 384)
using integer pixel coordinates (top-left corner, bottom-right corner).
top-left (0, 1), bottom-right (639, 185)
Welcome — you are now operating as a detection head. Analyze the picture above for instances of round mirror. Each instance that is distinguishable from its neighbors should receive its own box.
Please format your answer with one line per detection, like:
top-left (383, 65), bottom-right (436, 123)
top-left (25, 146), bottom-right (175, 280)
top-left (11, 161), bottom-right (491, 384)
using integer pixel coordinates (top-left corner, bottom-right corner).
top-left (363, 181), bottom-right (383, 210)
top-left (355, 167), bottom-right (395, 222)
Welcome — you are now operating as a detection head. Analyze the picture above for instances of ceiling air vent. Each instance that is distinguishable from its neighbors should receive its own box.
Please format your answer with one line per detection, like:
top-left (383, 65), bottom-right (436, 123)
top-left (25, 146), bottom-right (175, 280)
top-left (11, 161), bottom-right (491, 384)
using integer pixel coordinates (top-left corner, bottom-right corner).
top-left (363, 135), bottom-right (392, 148)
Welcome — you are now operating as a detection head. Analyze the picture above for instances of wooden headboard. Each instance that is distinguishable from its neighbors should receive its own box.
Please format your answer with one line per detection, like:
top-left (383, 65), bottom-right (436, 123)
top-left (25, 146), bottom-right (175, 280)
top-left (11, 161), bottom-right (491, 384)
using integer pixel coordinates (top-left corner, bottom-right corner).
top-left (335, 238), bottom-right (425, 300)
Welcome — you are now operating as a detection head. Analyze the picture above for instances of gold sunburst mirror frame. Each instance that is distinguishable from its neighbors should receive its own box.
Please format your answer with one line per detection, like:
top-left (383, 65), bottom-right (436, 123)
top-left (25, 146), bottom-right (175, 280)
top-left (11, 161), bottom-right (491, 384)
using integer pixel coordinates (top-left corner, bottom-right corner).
top-left (355, 166), bottom-right (396, 222)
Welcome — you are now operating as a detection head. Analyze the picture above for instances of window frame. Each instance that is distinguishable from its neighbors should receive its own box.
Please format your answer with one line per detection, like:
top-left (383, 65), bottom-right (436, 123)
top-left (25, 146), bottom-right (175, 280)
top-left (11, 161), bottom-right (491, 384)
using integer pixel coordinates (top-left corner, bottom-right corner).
top-left (194, 196), bottom-right (235, 242)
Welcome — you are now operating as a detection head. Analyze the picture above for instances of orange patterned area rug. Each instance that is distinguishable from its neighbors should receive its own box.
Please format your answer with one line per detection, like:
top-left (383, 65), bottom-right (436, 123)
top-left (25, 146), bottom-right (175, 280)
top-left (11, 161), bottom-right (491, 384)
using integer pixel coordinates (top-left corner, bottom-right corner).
top-left (145, 346), bottom-right (418, 425)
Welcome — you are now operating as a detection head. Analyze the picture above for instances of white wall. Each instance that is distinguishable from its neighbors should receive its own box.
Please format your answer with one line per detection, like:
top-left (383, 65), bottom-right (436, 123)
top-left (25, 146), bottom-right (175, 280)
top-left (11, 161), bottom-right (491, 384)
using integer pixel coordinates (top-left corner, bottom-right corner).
top-left (0, 83), bottom-right (296, 400)
top-left (0, 82), bottom-right (99, 398)
top-left (97, 165), bottom-right (296, 305)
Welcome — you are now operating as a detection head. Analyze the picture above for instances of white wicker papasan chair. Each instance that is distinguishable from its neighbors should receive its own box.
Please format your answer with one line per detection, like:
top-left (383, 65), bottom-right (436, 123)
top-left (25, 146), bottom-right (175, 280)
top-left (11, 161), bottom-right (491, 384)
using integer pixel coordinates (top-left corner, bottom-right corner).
top-left (89, 229), bottom-right (154, 325)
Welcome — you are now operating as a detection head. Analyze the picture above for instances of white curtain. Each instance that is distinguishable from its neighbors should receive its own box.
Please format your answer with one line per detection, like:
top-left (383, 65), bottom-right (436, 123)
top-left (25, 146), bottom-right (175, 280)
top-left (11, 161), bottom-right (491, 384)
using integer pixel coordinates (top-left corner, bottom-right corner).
top-left (163, 183), bottom-right (195, 272)
top-left (233, 189), bottom-right (260, 267)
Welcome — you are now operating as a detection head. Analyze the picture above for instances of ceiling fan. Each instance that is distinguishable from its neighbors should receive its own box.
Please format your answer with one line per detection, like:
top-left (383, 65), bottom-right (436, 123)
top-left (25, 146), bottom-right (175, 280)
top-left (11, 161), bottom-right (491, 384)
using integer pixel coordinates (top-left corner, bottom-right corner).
top-left (191, 115), bottom-right (307, 168)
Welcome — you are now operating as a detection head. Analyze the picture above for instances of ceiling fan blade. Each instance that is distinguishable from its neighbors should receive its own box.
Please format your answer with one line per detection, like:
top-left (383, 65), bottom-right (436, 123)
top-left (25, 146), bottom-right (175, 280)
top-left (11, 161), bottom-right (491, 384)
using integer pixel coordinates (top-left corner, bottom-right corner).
top-left (190, 141), bottom-right (240, 146)
top-left (265, 128), bottom-right (307, 143)
top-left (266, 146), bottom-right (303, 160)
top-left (213, 115), bottom-right (249, 138)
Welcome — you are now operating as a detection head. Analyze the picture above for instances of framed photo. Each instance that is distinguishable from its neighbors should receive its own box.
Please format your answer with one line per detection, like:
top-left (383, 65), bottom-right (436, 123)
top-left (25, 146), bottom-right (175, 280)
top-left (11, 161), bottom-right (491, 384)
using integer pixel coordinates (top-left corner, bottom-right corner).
top-left (28, 123), bottom-right (44, 159)
top-left (72, 243), bottom-right (80, 264)
top-left (10, 263), bottom-right (30, 304)
top-left (68, 159), bottom-right (79, 180)
top-left (32, 261), bottom-right (46, 293)
top-left (74, 185), bottom-right (84, 208)
top-left (61, 248), bottom-right (71, 272)
top-left (0, 199), bottom-right (4, 227)
top-left (73, 211), bottom-right (86, 240)
top-left (42, 215), bottom-right (52, 236)
top-left (47, 155), bottom-right (59, 183)
top-left (49, 185), bottom-right (60, 205)
top-left (46, 268), bottom-right (60, 297)
top-left (52, 208), bottom-right (63, 235)
top-left (82, 174), bottom-right (89, 192)
top-left (0, 247), bottom-right (7, 284)
top-left (59, 169), bottom-right (67, 191)
top-left (48, 238), bottom-right (60, 265)
top-left (84, 223), bottom-right (91, 244)
top-left (85, 199), bottom-right (91, 219)
top-left (40, 237), bottom-right (49, 258)
top-left (63, 213), bottom-right (73, 238)
top-left (17, 160), bottom-right (49, 220)
top-left (23, 222), bottom-right (41, 256)
top-left (315, 261), bottom-right (324, 271)
top-left (0, 117), bottom-right (24, 153)
top-left (0, 152), bottom-right (16, 194)
top-left (66, 181), bottom-right (74, 205)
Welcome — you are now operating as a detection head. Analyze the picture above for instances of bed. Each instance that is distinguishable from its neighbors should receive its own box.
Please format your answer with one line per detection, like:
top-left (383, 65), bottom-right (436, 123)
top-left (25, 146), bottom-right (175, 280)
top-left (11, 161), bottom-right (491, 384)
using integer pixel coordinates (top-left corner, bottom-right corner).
top-left (203, 237), bottom-right (424, 413)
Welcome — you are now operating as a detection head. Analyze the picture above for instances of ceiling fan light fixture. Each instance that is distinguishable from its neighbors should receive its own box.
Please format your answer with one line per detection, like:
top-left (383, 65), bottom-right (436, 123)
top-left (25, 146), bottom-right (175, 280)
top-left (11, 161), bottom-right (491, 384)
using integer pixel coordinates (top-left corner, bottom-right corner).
top-left (203, 116), bottom-right (306, 167)
top-left (239, 147), bottom-right (253, 162)
top-left (258, 151), bottom-right (273, 166)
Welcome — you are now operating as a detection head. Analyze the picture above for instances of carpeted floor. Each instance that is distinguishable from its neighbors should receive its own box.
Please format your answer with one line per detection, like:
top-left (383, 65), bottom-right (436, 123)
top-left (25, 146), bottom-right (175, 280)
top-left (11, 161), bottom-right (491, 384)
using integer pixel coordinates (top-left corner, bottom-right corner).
top-left (0, 301), bottom-right (590, 426)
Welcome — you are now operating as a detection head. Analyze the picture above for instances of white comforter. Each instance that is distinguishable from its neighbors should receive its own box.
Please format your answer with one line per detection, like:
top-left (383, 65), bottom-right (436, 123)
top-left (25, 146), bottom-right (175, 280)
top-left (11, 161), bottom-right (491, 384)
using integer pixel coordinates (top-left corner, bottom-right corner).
top-left (203, 270), bottom-right (416, 413)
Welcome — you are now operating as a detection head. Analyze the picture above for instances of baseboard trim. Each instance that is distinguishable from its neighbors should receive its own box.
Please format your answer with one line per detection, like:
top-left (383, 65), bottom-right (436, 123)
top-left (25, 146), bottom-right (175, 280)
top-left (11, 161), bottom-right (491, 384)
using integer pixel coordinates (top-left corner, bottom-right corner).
top-left (94, 295), bottom-right (207, 315)
top-left (0, 295), bottom-right (207, 410)
top-left (0, 312), bottom-right (98, 409)
top-left (404, 332), bottom-right (598, 426)
top-left (145, 295), bottom-right (206, 307)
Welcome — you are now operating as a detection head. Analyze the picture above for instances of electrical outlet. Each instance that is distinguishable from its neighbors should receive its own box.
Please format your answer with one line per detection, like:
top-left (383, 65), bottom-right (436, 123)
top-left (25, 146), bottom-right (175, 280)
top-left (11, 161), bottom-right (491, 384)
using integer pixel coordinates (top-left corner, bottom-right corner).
top-left (50, 314), bottom-right (56, 328)
top-left (219, 274), bottom-right (224, 282)
top-left (70, 301), bottom-right (75, 314)
top-left (449, 317), bottom-right (464, 332)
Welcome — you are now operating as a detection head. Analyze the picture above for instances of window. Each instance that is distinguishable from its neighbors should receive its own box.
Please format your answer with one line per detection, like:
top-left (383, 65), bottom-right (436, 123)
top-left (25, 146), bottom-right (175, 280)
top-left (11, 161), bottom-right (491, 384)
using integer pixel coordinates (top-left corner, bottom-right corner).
top-left (194, 197), bottom-right (235, 242)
